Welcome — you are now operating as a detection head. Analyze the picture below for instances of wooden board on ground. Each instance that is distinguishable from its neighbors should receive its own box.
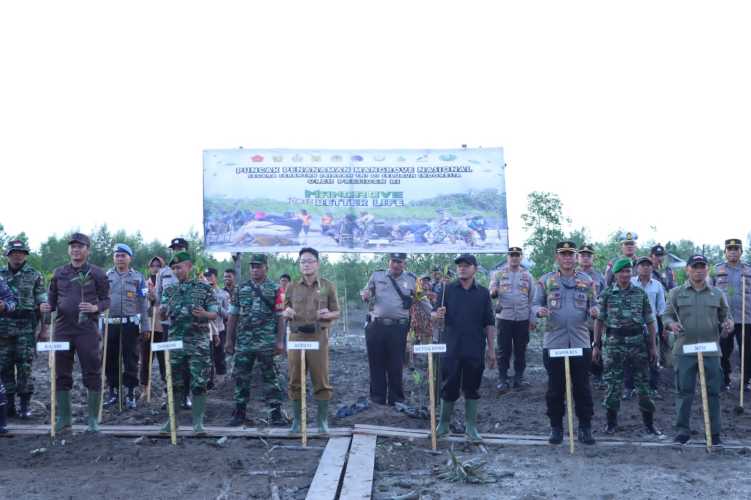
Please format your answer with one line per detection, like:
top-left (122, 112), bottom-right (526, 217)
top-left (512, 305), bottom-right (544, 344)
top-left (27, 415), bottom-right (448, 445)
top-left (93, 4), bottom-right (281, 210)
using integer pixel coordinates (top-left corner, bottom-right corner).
top-left (339, 433), bottom-right (377, 500)
top-left (305, 437), bottom-right (352, 500)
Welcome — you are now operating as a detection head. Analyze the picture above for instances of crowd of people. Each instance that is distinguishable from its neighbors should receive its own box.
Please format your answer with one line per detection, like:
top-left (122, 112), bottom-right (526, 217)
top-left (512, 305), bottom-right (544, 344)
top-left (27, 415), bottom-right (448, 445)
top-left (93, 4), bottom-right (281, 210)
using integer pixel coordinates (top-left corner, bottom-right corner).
top-left (0, 232), bottom-right (748, 450)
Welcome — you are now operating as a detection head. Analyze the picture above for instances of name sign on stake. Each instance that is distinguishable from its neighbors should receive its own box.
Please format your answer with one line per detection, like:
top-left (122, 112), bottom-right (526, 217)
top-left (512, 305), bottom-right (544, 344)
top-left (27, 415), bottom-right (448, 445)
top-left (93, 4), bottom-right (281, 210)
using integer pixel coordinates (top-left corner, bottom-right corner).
top-left (683, 342), bottom-right (719, 354)
top-left (549, 348), bottom-right (583, 358)
top-left (288, 341), bottom-right (320, 350)
top-left (152, 340), bottom-right (184, 352)
top-left (413, 344), bottom-right (447, 354)
top-left (37, 342), bottom-right (70, 352)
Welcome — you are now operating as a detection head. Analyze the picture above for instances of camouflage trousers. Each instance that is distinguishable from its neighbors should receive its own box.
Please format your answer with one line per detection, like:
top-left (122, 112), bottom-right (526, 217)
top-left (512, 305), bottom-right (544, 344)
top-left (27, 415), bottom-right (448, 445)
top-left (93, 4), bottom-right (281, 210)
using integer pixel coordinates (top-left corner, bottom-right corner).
top-left (170, 337), bottom-right (211, 397)
top-left (603, 335), bottom-right (655, 413)
top-left (232, 349), bottom-right (283, 408)
top-left (0, 333), bottom-right (35, 395)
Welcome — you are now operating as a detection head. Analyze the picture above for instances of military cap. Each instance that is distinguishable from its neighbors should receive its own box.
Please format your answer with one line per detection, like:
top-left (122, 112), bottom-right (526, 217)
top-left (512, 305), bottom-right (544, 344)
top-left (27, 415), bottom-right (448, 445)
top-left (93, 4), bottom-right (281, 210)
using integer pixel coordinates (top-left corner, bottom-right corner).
top-left (113, 243), bottom-right (133, 257)
top-left (687, 254), bottom-right (709, 267)
top-left (168, 237), bottom-right (189, 250)
top-left (725, 238), bottom-right (743, 249)
top-left (250, 253), bottom-right (268, 264)
top-left (556, 241), bottom-right (577, 253)
top-left (5, 239), bottom-right (30, 256)
top-left (636, 256), bottom-right (653, 266)
top-left (612, 258), bottom-right (633, 274)
top-left (650, 244), bottom-right (666, 256)
top-left (68, 232), bottom-right (91, 246)
top-left (389, 252), bottom-right (407, 261)
top-left (454, 253), bottom-right (477, 266)
top-left (620, 231), bottom-right (638, 243)
top-left (169, 251), bottom-right (192, 266)
top-left (578, 244), bottom-right (595, 254)
top-left (508, 246), bottom-right (523, 255)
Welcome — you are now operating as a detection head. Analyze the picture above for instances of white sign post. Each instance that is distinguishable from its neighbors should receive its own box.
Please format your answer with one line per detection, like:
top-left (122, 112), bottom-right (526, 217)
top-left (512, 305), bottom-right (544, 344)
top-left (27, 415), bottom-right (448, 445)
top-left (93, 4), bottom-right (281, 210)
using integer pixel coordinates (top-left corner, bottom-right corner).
top-left (549, 348), bottom-right (583, 454)
top-left (288, 341), bottom-right (320, 447)
top-left (37, 313), bottom-right (67, 438)
top-left (152, 340), bottom-right (184, 445)
top-left (413, 344), bottom-right (447, 450)
top-left (683, 342), bottom-right (719, 450)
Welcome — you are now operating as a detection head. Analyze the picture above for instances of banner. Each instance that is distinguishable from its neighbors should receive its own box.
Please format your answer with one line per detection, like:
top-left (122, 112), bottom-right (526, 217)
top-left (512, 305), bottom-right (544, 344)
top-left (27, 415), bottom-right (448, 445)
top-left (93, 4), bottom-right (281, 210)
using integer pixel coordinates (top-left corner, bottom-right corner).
top-left (203, 148), bottom-right (508, 253)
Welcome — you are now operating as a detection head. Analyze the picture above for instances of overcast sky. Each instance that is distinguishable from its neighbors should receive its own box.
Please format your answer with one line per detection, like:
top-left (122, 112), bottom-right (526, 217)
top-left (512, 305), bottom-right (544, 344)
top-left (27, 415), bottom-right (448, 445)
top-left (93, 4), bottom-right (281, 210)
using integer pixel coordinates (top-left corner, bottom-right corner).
top-left (2, 1), bottom-right (749, 253)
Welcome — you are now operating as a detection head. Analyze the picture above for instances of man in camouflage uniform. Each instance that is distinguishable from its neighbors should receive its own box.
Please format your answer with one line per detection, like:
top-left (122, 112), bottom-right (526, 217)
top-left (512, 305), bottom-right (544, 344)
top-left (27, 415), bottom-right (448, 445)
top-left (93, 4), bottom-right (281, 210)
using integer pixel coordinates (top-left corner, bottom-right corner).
top-left (225, 254), bottom-right (286, 426)
top-left (0, 240), bottom-right (46, 419)
top-left (577, 244), bottom-right (607, 388)
top-left (159, 251), bottom-right (219, 434)
top-left (593, 258), bottom-right (660, 436)
top-left (0, 276), bottom-right (18, 434)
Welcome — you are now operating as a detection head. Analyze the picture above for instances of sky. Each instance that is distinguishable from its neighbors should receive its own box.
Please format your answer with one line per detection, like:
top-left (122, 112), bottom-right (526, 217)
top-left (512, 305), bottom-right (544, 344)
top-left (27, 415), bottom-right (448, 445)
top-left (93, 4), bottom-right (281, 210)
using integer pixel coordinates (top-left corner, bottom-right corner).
top-left (2, 1), bottom-right (750, 253)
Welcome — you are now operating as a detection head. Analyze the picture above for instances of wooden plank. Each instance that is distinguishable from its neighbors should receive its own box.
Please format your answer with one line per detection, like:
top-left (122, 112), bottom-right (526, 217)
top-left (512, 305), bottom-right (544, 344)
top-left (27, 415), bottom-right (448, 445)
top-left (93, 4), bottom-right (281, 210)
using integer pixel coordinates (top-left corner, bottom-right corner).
top-left (339, 433), bottom-right (377, 500)
top-left (305, 437), bottom-right (351, 500)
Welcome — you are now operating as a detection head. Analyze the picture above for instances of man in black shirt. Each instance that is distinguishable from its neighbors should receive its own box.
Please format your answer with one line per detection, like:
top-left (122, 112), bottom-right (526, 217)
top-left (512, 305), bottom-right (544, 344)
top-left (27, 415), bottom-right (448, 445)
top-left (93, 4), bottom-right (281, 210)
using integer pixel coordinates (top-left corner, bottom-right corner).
top-left (432, 254), bottom-right (496, 443)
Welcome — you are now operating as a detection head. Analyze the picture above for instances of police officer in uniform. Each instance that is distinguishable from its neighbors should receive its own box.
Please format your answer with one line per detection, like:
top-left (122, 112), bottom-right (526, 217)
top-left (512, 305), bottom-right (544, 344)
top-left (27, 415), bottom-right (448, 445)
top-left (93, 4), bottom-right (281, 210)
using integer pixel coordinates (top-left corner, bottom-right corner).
top-left (490, 246), bottom-right (535, 391)
top-left (0, 240), bottom-right (46, 419)
top-left (577, 244), bottom-right (607, 388)
top-left (605, 231), bottom-right (639, 286)
top-left (361, 253), bottom-right (431, 405)
top-left (712, 238), bottom-right (751, 391)
top-left (533, 241), bottom-right (599, 445)
top-left (104, 243), bottom-right (150, 409)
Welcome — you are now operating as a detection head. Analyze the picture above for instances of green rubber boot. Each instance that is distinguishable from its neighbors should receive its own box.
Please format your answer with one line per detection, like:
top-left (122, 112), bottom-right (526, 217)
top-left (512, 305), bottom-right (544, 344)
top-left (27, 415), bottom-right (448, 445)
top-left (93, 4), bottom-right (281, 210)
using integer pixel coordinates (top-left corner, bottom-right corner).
top-left (191, 393), bottom-right (207, 435)
top-left (289, 400), bottom-right (302, 433)
top-left (161, 388), bottom-right (179, 433)
top-left (316, 400), bottom-right (329, 434)
top-left (435, 399), bottom-right (454, 438)
top-left (54, 390), bottom-right (72, 433)
top-left (464, 399), bottom-right (483, 443)
top-left (86, 391), bottom-right (101, 432)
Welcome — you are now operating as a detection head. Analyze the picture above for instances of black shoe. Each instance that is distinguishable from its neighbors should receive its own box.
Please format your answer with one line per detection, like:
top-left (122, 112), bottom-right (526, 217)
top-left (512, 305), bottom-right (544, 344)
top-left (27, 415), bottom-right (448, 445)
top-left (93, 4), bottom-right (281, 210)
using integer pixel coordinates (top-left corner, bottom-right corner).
top-left (269, 405), bottom-right (290, 426)
top-left (6, 393), bottom-right (16, 418)
top-left (512, 376), bottom-right (523, 389)
top-left (126, 396), bottom-right (137, 410)
top-left (642, 411), bottom-right (662, 437)
top-left (722, 382), bottom-right (731, 392)
top-left (673, 434), bottom-right (690, 444)
top-left (181, 394), bottom-right (192, 410)
top-left (103, 389), bottom-right (118, 408)
top-left (19, 393), bottom-right (32, 418)
top-left (605, 409), bottom-right (617, 434)
top-left (578, 426), bottom-right (596, 445)
top-left (228, 407), bottom-right (246, 427)
top-left (711, 434), bottom-right (723, 446)
top-left (496, 381), bottom-right (510, 393)
top-left (548, 426), bottom-right (563, 445)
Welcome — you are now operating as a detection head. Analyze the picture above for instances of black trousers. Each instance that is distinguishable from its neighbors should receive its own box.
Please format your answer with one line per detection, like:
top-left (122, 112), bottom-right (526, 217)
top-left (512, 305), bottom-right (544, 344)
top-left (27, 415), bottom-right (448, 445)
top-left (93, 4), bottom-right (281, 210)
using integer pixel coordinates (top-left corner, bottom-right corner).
top-left (365, 321), bottom-right (408, 404)
top-left (589, 328), bottom-right (603, 378)
top-left (441, 355), bottom-right (484, 401)
top-left (721, 323), bottom-right (751, 385)
top-left (496, 319), bottom-right (529, 377)
top-left (55, 330), bottom-right (101, 391)
top-left (213, 329), bottom-right (227, 375)
top-left (543, 348), bottom-right (594, 427)
top-left (106, 322), bottom-right (140, 390)
top-left (140, 330), bottom-right (167, 385)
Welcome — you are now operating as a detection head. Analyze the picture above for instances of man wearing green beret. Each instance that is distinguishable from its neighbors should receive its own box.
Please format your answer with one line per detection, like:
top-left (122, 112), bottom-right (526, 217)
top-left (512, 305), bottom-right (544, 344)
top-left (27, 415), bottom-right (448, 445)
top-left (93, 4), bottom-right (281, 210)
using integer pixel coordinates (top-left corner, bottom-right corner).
top-left (593, 258), bottom-right (660, 436)
top-left (159, 251), bottom-right (219, 434)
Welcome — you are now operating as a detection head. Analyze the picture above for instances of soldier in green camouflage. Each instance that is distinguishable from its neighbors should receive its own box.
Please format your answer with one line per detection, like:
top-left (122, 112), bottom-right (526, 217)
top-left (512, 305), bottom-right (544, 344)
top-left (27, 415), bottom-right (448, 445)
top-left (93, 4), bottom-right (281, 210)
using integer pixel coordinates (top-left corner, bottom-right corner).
top-left (593, 258), bottom-right (660, 436)
top-left (159, 251), bottom-right (219, 434)
top-left (0, 240), bottom-right (47, 419)
top-left (225, 254), bottom-right (286, 426)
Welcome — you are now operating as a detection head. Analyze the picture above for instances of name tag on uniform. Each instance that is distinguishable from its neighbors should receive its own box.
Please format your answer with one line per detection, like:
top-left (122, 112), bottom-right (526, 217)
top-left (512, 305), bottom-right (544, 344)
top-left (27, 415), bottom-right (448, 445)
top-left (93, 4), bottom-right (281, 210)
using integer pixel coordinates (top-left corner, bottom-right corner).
top-left (682, 342), bottom-right (718, 354)
top-left (549, 348), bottom-right (583, 358)
top-left (37, 342), bottom-right (70, 352)
top-left (288, 341), bottom-right (319, 350)
top-left (152, 340), bottom-right (184, 352)
top-left (413, 344), bottom-right (447, 354)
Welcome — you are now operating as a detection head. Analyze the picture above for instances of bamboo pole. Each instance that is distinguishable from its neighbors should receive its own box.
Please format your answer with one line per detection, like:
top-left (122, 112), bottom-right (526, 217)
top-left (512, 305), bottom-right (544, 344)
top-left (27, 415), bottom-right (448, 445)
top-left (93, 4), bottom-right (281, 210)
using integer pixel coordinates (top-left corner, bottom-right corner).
top-left (301, 348), bottom-right (307, 447)
top-left (146, 306), bottom-right (158, 402)
top-left (697, 351), bottom-right (712, 451)
top-left (165, 350), bottom-right (177, 445)
top-left (428, 352), bottom-right (437, 450)
top-left (98, 312), bottom-right (110, 423)
top-left (564, 356), bottom-right (575, 455)
top-left (48, 313), bottom-right (56, 438)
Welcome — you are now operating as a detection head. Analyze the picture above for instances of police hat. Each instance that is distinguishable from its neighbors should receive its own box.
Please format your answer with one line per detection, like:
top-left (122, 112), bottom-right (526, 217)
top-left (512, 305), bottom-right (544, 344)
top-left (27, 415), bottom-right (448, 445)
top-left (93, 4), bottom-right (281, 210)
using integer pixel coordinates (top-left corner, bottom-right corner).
top-left (113, 243), bottom-right (133, 257)
top-left (454, 253), bottom-right (477, 266)
top-left (389, 252), bottom-right (407, 261)
top-left (250, 254), bottom-right (268, 265)
top-left (168, 237), bottom-right (189, 250)
top-left (650, 244), bottom-right (666, 256)
top-left (636, 256), bottom-right (653, 266)
top-left (578, 244), bottom-right (595, 254)
top-left (5, 240), bottom-right (29, 256)
top-left (687, 254), bottom-right (709, 267)
top-left (725, 238), bottom-right (743, 249)
top-left (556, 241), bottom-right (577, 253)
top-left (620, 231), bottom-right (638, 244)
top-left (68, 232), bottom-right (91, 247)
top-left (169, 251), bottom-right (192, 266)
top-left (508, 246), bottom-right (523, 255)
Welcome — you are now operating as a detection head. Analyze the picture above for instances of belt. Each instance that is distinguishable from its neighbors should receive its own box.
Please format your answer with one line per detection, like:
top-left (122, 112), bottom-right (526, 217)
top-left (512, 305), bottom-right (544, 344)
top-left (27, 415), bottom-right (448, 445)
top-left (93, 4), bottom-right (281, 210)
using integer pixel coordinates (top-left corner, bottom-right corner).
top-left (373, 317), bottom-right (409, 326)
top-left (106, 315), bottom-right (140, 325)
top-left (607, 327), bottom-right (643, 338)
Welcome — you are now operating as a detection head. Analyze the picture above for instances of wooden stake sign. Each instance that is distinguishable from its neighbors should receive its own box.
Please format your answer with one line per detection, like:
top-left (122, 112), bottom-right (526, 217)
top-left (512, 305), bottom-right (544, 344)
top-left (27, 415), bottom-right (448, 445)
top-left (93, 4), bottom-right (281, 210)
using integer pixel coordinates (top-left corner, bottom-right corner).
top-left (549, 348), bottom-right (583, 454)
top-left (413, 343), bottom-right (446, 450)
top-left (683, 342), bottom-right (719, 451)
top-left (288, 340), bottom-right (320, 447)
top-left (152, 340), bottom-right (184, 445)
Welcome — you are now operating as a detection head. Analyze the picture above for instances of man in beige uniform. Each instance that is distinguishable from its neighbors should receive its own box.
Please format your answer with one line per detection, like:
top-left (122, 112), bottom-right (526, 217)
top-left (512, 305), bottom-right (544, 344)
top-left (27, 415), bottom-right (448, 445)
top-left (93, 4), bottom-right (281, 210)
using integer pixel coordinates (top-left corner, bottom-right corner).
top-left (283, 247), bottom-right (339, 433)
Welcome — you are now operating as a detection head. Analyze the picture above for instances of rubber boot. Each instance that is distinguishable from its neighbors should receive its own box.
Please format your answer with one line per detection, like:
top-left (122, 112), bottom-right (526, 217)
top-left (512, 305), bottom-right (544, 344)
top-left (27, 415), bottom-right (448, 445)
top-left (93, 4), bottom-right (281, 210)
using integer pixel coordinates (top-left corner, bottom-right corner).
top-left (435, 399), bottom-right (455, 438)
top-left (228, 405), bottom-right (246, 427)
top-left (269, 403), bottom-right (289, 426)
top-left (605, 409), bottom-right (618, 434)
top-left (578, 424), bottom-right (596, 445)
top-left (86, 391), bottom-right (101, 432)
top-left (464, 399), bottom-right (483, 443)
top-left (54, 390), bottom-right (72, 433)
top-left (548, 425), bottom-right (563, 444)
top-left (642, 411), bottom-right (662, 436)
top-left (6, 393), bottom-right (17, 418)
top-left (191, 393), bottom-right (207, 435)
top-left (19, 393), bottom-right (32, 418)
top-left (289, 400), bottom-right (302, 433)
top-left (316, 399), bottom-right (329, 434)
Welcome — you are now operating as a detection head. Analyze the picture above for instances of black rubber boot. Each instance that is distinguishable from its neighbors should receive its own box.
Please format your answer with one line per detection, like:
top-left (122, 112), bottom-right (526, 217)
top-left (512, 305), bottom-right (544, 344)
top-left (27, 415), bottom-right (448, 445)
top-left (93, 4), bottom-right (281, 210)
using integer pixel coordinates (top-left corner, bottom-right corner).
top-left (19, 393), bottom-right (32, 418)
top-left (605, 409), bottom-right (618, 434)
top-left (642, 411), bottom-right (662, 436)
top-left (496, 372), bottom-right (509, 393)
top-left (269, 404), bottom-right (289, 426)
top-left (6, 393), bottom-right (16, 418)
top-left (228, 405), bottom-right (246, 427)
top-left (578, 424), bottom-right (596, 445)
top-left (103, 388), bottom-right (118, 408)
top-left (549, 425), bottom-right (563, 444)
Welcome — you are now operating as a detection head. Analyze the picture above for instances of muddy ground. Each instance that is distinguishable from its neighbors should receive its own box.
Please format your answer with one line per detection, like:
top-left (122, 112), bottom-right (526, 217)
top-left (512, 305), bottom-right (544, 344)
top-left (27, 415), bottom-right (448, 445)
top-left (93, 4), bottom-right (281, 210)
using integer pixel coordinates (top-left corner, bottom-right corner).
top-left (2, 304), bottom-right (751, 499)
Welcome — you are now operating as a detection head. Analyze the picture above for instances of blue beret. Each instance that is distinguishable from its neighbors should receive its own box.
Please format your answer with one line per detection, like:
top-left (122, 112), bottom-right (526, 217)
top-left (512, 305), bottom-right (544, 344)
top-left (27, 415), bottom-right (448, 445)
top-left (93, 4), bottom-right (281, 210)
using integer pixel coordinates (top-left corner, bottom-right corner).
top-left (113, 243), bottom-right (133, 257)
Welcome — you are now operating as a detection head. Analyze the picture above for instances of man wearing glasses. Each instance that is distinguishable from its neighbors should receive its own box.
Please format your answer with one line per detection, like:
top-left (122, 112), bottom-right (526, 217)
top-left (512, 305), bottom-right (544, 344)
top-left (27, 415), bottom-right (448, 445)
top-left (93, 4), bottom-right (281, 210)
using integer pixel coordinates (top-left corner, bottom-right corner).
top-left (282, 247), bottom-right (339, 433)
